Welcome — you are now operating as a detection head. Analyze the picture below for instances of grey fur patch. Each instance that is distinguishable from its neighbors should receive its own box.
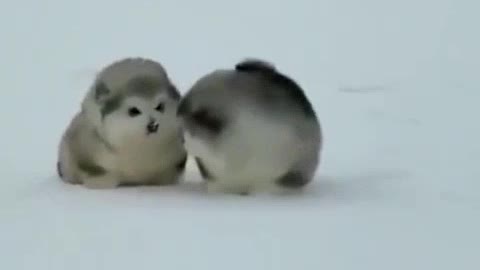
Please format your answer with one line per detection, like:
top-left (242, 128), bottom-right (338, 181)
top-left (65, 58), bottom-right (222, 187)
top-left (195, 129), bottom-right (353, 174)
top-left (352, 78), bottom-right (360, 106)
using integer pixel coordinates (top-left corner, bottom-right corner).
top-left (125, 76), bottom-right (163, 98)
top-left (94, 81), bottom-right (110, 101)
top-left (123, 76), bottom-right (180, 101)
top-left (168, 84), bottom-right (181, 101)
top-left (176, 154), bottom-right (188, 172)
top-left (98, 76), bottom-right (160, 119)
top-left (276, 170), bottom-right (309, 188)
top-left (190, 108), bottom-right (225, 136)
top-left (177, 97), bottom-right (192, 117)
top-left (100, 95), bottom-right (123, 118)
top-left (178, 98), bottom-right (226, 138)
top-left (77, 158), bottom-right (107, 177)
top-left (235, 58), bottom-right (317, 119)
top-left (195, 157), bottom-right (214, 181)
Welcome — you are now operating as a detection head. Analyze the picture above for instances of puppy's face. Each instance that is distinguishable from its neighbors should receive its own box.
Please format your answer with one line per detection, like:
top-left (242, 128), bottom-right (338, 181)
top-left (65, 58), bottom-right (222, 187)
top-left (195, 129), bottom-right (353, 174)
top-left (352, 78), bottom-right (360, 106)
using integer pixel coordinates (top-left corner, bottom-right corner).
top-left (104, 94), bottom-right (178, 145)
top-left (93, 77), bottom-right (181, 148)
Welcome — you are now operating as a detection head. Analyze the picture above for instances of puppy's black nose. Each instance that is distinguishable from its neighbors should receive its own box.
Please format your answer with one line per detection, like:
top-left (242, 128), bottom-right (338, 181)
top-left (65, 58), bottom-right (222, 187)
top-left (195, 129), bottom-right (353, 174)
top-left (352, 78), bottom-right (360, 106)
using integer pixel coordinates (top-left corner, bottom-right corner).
top-left (147, 121), bottom-right (159, 133)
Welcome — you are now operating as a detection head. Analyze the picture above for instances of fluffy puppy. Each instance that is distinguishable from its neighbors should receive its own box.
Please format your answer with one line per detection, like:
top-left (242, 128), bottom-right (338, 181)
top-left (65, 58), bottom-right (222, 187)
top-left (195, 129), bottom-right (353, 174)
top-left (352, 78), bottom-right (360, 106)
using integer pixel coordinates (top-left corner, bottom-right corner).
top-left (57, 57), bottom-right (187, 189)
top-left (177, 58), bottom-right (322, 195)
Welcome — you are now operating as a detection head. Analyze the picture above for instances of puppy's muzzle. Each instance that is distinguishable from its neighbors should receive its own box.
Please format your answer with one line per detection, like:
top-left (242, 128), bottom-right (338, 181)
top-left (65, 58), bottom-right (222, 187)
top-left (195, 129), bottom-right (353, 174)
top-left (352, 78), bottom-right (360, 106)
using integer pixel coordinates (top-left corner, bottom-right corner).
top-left (147, 120), bottom-right (159, 134)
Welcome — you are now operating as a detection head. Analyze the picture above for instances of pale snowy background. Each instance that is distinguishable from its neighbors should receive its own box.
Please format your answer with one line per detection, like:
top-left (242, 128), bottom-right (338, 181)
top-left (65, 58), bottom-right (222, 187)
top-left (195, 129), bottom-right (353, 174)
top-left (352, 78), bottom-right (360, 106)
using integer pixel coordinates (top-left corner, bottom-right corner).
top-left (0, 0), bottom-right (479, 269)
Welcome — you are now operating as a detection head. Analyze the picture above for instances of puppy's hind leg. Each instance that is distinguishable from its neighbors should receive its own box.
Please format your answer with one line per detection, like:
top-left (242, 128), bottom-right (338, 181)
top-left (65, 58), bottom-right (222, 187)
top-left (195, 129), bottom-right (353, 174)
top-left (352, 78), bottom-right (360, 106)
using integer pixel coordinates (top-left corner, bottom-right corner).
top-left (78, 160), bottom-right (119, 189)
top-left (267, 170), bottom-right (311, 196)
top-left (271, 148), bottom-right (319, 194)
top-left (57, 139), bottom-right (82, 184)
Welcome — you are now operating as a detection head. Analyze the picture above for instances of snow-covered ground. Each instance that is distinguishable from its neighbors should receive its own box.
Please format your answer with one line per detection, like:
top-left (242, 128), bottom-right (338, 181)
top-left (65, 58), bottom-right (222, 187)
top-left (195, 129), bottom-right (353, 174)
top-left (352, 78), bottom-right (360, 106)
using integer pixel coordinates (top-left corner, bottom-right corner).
top-left (1, 0), bottom-right (479, 269)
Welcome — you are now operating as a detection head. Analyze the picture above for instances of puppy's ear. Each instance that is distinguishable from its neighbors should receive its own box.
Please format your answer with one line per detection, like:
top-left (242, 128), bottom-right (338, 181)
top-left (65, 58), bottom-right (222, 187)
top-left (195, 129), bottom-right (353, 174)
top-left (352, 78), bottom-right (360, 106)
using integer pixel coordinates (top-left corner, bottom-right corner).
top-left (94, 81), bottom-right (111, 103)
top-left (177, 97), bottom-right (191, 117)
top-left (168, 83), bottom-right (181, 101)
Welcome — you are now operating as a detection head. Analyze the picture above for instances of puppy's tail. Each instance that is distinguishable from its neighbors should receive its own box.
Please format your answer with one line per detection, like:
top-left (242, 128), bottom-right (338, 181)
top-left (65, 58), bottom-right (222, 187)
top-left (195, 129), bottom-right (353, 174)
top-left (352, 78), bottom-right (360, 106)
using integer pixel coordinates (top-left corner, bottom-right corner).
top-left (235, 58), bottom-right (276, 73)
top-left (234, 58), bottom-right (317, 118)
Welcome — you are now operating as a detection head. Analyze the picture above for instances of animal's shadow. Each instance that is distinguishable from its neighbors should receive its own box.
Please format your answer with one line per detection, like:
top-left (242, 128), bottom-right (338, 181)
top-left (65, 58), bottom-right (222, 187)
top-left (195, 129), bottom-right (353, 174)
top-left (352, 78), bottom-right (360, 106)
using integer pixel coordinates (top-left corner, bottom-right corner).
top-left (13, 166), bottom-right (412, 209)
top-left (311, 169), bottom-right (412, 203)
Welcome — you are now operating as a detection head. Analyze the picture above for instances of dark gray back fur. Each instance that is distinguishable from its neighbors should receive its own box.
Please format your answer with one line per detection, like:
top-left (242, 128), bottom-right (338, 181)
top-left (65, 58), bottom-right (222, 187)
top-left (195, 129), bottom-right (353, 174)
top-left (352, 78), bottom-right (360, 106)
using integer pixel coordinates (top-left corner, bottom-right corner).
top-left (234, 59), bottom-right (317, 119)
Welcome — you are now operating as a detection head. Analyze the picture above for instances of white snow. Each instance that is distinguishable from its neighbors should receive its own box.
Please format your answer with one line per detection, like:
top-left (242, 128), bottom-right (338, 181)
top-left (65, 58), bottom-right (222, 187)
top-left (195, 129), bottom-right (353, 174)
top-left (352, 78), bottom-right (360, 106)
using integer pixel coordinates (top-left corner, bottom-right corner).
top-left (1, 0), bottom-right (479, 269)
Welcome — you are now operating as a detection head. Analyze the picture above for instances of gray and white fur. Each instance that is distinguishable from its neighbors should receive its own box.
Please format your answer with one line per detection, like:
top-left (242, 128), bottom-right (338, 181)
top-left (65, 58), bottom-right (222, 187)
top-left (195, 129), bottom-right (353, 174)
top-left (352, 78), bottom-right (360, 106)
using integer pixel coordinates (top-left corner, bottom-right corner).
top-left (177, 58), bottom-right (322, 195)
top-left (57, 57), bottom-right (187, 189)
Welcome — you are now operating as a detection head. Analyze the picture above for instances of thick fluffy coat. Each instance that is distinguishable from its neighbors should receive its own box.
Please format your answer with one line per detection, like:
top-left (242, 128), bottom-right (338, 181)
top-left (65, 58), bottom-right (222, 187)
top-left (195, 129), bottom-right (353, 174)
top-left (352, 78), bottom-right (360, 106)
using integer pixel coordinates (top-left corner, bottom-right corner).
top-left (57, 58), bottom-right (187, 189)
top-left (177, 58), bottom-right (322, 195)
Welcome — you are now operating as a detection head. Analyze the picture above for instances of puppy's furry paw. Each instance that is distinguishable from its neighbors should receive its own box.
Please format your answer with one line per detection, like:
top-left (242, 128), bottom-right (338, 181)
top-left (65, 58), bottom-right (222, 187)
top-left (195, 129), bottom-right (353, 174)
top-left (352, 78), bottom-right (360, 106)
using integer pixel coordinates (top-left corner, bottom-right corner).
top-left (206, 181), bottom-right (250, 196)
top-left (83, 175), bottom-right (119, 189)
top-left (147, 169), bottom-right (182, 186)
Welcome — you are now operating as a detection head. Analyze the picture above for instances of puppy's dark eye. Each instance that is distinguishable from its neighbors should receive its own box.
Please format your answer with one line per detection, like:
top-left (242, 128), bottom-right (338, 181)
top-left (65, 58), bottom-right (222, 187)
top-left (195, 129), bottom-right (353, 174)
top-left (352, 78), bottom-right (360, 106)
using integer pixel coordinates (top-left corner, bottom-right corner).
top-left (128, 107), bottom-right (141, 117)
top-left (155, 102), bottom-right (165, 112)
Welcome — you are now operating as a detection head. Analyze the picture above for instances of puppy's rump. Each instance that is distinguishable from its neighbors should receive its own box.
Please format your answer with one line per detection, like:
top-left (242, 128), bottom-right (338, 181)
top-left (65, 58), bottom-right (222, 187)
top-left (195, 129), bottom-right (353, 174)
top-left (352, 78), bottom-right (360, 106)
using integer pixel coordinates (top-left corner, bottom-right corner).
top-left (178, 57), bottom-right (322, 195)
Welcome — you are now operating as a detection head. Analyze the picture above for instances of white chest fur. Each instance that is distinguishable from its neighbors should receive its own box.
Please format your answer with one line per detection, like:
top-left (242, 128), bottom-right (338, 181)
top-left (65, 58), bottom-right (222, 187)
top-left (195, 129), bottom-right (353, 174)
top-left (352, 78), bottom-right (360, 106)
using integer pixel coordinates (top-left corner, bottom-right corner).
top-left (99, 137), bottom-right (182, 182)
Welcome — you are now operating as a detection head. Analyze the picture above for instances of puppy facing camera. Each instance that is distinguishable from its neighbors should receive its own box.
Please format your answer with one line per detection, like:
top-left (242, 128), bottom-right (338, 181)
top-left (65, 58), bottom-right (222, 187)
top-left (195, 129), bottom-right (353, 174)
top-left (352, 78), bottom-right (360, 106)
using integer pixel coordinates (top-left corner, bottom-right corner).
top-left (177, 58), bottom-right (322, 195)
top-left (57, 57), bottom-right (187, 189)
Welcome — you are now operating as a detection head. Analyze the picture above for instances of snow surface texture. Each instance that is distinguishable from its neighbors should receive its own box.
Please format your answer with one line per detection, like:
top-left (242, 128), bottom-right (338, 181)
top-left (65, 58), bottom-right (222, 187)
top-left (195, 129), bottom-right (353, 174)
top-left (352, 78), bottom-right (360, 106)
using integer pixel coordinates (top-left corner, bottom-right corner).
top-left (0, 0), bottom-right (479, 269)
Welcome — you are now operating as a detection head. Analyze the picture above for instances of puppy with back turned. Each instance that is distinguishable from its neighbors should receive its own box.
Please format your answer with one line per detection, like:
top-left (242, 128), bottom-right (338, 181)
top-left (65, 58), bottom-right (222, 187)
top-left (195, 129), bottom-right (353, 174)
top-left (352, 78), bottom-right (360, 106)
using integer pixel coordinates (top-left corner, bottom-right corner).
top-left (177, 58), bottom-right (322, 195)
